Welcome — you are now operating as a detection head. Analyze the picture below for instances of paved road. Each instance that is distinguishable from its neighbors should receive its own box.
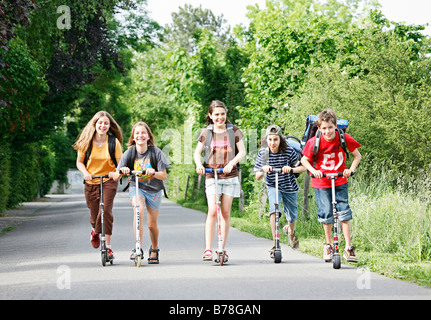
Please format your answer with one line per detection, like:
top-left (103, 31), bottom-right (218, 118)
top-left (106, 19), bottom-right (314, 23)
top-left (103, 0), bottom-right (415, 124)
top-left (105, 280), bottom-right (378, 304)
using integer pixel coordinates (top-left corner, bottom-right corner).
top-left (0, 192), bottom-right (430, 301)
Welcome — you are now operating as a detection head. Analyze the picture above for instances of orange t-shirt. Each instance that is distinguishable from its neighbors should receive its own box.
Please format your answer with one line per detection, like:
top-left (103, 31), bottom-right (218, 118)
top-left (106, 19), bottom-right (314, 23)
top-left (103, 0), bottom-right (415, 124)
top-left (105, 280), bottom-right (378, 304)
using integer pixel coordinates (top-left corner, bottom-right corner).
top-left (78, 136), bottom-right (122, 185)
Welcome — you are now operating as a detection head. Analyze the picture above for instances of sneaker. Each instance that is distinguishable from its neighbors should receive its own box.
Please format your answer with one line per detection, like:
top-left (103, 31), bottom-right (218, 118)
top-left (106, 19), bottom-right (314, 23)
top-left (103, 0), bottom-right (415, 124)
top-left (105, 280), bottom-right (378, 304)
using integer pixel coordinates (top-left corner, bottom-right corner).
top-left (90, 230), bottom-right (100, 248)
top-left (107, 248), bottom-right (115, 260)
top-left (343, 246), bottom-right (358, 263)
top-left (130, 248), bottom-right (144, 260)
top-left (323, 243), bottom-right (333, 262)
top-left (283, 225), bottom-right (299, 249)
top-left (269, 246), bottom-right (276, 259)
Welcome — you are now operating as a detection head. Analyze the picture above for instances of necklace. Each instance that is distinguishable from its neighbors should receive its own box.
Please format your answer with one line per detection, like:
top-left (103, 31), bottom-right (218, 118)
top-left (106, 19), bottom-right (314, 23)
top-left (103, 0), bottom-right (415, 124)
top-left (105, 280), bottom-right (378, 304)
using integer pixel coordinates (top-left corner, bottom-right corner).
top-left (93, 135), bottom-right (106, 147)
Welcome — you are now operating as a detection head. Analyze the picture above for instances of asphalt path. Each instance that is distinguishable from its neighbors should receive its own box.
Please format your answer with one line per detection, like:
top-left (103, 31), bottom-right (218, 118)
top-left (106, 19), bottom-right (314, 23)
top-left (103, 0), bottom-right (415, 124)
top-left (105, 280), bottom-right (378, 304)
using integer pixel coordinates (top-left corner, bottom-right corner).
top-left (0, 191), bottom-right (430, 302)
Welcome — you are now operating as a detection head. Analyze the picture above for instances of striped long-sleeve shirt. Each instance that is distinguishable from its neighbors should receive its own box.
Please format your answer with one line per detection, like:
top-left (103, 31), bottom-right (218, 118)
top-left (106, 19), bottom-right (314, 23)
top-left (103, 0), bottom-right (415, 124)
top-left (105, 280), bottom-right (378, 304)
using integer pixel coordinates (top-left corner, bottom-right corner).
top-left (254, 147), bottom-right (299, 193)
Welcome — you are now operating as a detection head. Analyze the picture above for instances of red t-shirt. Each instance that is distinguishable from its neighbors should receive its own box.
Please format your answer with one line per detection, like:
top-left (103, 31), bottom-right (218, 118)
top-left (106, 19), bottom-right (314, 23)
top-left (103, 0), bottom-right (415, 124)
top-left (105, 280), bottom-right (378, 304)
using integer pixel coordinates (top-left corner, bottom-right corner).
top-left (302, 132), bottom-right (361, 189)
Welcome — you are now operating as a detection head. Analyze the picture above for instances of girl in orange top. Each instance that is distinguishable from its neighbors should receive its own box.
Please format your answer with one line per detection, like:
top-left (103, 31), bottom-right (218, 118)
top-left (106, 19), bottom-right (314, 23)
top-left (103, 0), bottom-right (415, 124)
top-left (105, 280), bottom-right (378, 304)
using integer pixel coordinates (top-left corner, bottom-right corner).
top-left (74, 111), bottom-right (123, 260)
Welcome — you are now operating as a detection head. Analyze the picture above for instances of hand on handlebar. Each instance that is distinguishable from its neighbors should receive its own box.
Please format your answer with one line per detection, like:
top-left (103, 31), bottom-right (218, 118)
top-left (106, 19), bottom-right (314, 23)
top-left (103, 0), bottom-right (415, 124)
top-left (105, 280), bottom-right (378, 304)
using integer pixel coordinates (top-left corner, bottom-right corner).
top-left (311, 171), bottom-right (355, 178)
top-left (196, 165), bottom-right (205, 175)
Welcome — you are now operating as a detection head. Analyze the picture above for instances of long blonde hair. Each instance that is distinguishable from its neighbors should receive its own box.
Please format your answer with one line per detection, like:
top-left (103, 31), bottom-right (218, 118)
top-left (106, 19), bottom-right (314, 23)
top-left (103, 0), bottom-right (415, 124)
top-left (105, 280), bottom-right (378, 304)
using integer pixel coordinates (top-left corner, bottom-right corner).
top-left (73, 111), bottom-right (123, 152)
top-left (127, 121), bottom-right (156, 148)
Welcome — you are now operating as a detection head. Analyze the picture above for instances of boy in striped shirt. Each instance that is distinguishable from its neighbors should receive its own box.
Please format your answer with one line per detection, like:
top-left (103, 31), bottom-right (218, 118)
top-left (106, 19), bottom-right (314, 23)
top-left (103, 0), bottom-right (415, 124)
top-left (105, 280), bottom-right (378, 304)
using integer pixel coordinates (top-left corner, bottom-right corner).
top-left (255, 125), bottom-right (306, 255)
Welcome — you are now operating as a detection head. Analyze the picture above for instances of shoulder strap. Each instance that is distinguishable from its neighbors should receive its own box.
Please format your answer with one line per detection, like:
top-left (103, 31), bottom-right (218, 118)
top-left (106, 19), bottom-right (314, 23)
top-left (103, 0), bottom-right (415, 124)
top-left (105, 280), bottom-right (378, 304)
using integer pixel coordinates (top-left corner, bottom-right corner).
top-left (312, 130), bottom-right (321, 167)
top-left (84, 142), bottom-right (93, 167)
top-left (108, 135), bottom-right (118, 167)
top-left (203, 124), bottom-right (214, 167)
top-left (148, 146), bottom-right (168, 198)
top-left (126, 145), bottom-right (137, 170)
top-left (227, 123), bottom-right (240, 169)
top-left (336, 128), bottom-right (349, 159)
top-left (148, 146), bottom-right (158, 171)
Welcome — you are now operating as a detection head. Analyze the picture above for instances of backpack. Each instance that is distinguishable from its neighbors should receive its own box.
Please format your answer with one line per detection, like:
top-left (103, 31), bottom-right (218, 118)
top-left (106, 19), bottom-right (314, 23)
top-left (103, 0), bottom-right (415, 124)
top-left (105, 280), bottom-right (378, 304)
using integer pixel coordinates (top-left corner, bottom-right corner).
top-left (122, 145), bottom-right (168, 198)
top-left (84, 134), bottom-right (118, 167)
top-left (203, 123), bottom-right (240, 170)
top-left (262, 135), bottom-right (303, 178)
top-left (302, 115), bottom-right (349, 167)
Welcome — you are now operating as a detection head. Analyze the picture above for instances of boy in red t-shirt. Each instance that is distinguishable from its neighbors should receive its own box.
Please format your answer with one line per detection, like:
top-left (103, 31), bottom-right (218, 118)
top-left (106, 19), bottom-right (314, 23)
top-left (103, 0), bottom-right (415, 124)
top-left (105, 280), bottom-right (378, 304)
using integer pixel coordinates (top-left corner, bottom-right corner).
top-left (301, 109), bottom-right (362, 263)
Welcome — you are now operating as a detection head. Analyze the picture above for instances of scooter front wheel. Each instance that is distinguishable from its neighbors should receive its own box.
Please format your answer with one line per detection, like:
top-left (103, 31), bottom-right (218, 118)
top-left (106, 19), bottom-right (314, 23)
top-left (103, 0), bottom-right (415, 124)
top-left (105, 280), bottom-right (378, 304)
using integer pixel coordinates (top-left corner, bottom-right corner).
top-left (333, 255), bottom-right (341, 269)
top-left (101, 252), bottom-right (107, 267)
top-left (135, 255), bottom-right (141, 268)
top-left (274, 250), bottom-right (282, 263)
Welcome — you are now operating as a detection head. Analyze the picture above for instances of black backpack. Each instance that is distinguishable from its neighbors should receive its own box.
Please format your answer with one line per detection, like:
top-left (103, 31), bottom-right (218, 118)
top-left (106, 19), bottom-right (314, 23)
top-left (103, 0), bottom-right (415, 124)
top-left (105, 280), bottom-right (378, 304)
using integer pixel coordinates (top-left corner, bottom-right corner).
top-left (122, 145), bottom-right (168, 198)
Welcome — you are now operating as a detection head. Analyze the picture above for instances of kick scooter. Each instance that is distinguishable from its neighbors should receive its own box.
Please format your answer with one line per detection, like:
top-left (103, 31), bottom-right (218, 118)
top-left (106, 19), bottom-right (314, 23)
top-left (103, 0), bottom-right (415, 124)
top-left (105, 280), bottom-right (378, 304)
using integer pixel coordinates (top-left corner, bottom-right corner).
top-left (271, 168), bottom-right (283, 263)
top-left (311, 172), bottom-right (354, 269)
top-left (205, 168), bottom-right (225, 266)
top-left (131, 170), bottom-right (144, 267)
top-left (92, 175), bottom-right (113, 267)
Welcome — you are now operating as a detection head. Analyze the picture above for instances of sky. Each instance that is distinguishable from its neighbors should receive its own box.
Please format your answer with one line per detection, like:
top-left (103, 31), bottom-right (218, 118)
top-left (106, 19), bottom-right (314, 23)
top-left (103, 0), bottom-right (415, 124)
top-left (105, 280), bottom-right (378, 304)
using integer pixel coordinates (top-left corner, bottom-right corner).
top-left (146, 0), bottom-right (431, 34)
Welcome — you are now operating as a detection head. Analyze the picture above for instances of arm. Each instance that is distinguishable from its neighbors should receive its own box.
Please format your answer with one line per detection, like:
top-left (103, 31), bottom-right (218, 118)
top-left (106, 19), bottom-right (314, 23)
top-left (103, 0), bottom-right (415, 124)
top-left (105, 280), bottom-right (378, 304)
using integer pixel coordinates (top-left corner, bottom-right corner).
top-left (109, 157), bottom-right (124, 181)
top-left (194, 141), bottom-right (205, 175)
top-left (301, 155), bottom-right (323, 178)
top-left (224, 139), bottom-right (246, 174)
top-left (145, 168), bottom-right (167, 181)
top-left (282, 164), bottom-right (307, 175)
top-left (76, 156), bottom-right (92, 181)
top-left (343, 148), bottom-right (361, 177)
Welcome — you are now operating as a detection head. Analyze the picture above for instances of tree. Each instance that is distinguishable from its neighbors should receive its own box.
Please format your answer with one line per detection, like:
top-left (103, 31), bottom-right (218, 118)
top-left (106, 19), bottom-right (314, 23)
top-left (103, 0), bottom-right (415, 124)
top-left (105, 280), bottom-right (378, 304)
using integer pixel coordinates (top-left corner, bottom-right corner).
top-left (164, 4), bottom-right (230, 53)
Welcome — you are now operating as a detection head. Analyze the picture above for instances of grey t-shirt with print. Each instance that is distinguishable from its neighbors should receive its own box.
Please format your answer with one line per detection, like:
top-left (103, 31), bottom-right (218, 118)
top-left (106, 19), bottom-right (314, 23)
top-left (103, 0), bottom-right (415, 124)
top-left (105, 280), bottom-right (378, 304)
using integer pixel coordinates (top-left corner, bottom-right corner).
top-left (117, 146), bottom-right (169, 193)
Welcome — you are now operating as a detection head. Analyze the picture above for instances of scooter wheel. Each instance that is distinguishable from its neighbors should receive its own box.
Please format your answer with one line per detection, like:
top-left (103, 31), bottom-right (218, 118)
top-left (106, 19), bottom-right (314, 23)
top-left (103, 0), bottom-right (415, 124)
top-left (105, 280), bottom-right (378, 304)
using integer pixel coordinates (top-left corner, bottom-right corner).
top-left (274, 250), bottom-right (282, 263)
top-left (135, 255), bottom-right (141, 268)
top-left (101, 252), bottom-right (107, 267)
top-left (219, 254), bottom-right (224, 266)
top-left (333, 255), bottom-right (341, 269)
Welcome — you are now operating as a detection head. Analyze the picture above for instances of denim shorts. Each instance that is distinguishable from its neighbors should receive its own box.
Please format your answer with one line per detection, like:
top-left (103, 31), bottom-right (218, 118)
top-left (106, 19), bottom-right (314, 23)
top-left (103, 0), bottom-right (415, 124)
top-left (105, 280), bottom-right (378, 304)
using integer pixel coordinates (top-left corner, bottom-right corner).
top-left (314, 183), bottom-right (352, 224)
top-left (205, 177), bottom-right (241, 198)
top-left (129, 187), bottom-right (162, 211)
top-left (267, 187), bottom-right (298, 223)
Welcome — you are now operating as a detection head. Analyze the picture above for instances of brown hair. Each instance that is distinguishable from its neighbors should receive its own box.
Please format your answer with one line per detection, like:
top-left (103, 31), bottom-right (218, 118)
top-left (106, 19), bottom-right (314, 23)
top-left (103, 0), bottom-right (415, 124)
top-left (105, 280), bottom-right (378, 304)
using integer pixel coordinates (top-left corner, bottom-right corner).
top-left (316, 108), bottom-right (338, 127)
top-left (206, 100), bottom-right (232, 125)
top-left (127, 121), bottom-right (156, 148)
top-left (73, 110), bottom-right (123, 152)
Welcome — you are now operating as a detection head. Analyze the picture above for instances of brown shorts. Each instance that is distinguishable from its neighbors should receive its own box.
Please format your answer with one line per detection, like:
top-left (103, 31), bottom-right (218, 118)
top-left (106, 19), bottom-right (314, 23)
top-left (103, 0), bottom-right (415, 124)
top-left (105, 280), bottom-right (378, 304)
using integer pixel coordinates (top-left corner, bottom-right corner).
top-left (84, 179), bottom-right (118, 235)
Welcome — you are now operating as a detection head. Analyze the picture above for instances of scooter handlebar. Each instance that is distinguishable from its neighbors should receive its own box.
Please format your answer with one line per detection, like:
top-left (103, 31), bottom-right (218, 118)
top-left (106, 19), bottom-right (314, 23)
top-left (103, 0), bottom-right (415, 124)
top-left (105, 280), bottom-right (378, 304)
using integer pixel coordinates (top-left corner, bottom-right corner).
top-left (204, 168), bottom-right (224, 173)
top-left (91, 175), bottom-right (110, 180)
top-left (131, 170), bottom-right (145, 175)
top-left (311, 172), bottom-right (355, 178)
top-left (256, 168), bottom-right (284, 174)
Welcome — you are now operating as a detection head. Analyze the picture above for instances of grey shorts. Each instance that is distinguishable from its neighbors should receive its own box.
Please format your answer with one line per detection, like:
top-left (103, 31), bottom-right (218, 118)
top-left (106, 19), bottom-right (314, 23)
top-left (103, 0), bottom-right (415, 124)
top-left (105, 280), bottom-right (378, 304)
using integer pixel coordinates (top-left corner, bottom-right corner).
top-left (205, 177), bottom-right (241, 198)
